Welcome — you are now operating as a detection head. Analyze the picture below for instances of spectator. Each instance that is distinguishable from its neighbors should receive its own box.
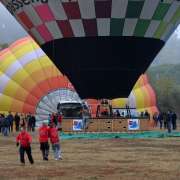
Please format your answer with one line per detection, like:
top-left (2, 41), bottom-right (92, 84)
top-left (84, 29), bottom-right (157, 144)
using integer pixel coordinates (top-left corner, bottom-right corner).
top-left (31, 115), bottom-right (36, 132)
top-left (158, 112), bottom-right (163, 129)
top-left (144, 110), bottom-right (150, 119)
top-left (49, 123), bottom-right (62, 160)
top-left (20, 114), bottom-right (26, 128)
top-left (1, 117), bottom-right (10, 136)
top-left (38, 122), bottom-right (49, 161)
top-left (167, 110), bottom-right (173, 133)
top-left (27, 113), bottom-right (32, 132)
top-left (0, 114), bottom-right (3, 133)
top-left (172, 112), bottom-right (177, 130)
top-left (50, 113), bottom-right (57, 126)
top-left (115, 110), bottom-right (121, 117)
top-left (7, 112), bottom-right (14, 132)
top-left (16, 126), bottom-right (34, 165)
top-left (140, 111), bottom-right (144, 118)
top-left (162, 112), bottom-right (167, 129)
top-left (14, 113), bottom-right (20, 132)
top-left (153, 112), bottom-right (158, 127)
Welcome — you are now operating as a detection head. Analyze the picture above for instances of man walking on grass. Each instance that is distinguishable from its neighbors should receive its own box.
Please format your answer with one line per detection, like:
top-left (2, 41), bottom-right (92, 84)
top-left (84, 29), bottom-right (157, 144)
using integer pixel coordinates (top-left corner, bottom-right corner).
top-left (16, 126), bottom-right (34, 165)
top-left (49, 122), bottom-right (62, 160)
top-left (38, 122), bottom-right (49, 161)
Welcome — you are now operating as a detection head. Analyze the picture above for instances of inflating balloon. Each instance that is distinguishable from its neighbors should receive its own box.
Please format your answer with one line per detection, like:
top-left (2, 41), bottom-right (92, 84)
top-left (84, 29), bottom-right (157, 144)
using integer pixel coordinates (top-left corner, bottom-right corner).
top-left (1, 0), bottom-right (179, 99)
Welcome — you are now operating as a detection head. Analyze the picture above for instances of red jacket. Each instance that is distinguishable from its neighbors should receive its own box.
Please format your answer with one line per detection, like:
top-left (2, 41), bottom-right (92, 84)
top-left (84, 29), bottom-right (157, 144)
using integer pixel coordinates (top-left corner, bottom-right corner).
top-left (38, 125), bottom-right (49, 143)
top-left (50, 115), bottom-right (57, 125)
top-left (58, 115), bottom-right (62, 124)
top-left (49, 127), bottom-right (59, 144)
top-left (16, 131), bottom-right (32, 147)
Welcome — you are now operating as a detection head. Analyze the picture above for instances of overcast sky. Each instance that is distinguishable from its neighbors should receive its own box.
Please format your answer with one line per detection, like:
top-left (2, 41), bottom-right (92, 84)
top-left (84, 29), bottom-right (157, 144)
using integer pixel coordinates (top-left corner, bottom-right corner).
top-left (0, 2), bottom-right (27, 44)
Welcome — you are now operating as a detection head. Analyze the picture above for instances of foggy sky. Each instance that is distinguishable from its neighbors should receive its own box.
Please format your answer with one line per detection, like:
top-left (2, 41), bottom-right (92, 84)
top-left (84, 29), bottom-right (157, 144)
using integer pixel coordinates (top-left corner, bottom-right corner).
top-left (0, 2), bottom-right (27, 44)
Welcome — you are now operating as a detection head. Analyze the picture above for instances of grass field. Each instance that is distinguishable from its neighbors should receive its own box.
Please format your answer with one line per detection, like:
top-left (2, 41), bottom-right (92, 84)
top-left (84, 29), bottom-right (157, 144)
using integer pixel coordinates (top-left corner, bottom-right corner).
top-left (0, 132), bottom-right (180, 180)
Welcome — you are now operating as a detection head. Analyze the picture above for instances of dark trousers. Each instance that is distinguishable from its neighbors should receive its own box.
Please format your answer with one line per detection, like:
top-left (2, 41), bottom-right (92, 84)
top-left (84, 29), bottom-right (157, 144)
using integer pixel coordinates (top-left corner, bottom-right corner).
top-left (40, 142), bottom-right (49, 160)
top-left (164, 121), bottom-right (167, 129)
top-left (172, 119), bottom-right (177, 130)
top-left (19, 146), bottom-right (34, 164)
top-left (10, 123), bottom-right (13, 132)
top-left (160, 120), bottom-right (163, 129)
top-left (167, 121), bottom-right (171, 133)
top-left (15, 124), bottom-right (19, 132)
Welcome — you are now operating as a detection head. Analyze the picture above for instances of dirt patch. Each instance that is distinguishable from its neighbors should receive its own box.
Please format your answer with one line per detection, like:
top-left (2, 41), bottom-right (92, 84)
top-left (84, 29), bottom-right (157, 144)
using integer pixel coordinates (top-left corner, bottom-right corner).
top-left (0, 133), bottom-right (180, 180)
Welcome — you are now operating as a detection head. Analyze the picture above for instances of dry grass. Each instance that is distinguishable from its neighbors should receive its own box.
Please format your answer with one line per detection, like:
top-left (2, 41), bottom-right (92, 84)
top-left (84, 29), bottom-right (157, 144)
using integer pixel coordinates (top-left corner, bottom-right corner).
top-left (0, 132), bottom-right (180, 180)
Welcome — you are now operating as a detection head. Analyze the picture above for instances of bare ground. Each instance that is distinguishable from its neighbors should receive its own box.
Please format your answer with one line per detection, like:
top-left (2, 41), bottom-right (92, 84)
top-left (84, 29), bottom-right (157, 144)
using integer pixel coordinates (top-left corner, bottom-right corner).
top-left (0, 132), bottom-right (180, 180)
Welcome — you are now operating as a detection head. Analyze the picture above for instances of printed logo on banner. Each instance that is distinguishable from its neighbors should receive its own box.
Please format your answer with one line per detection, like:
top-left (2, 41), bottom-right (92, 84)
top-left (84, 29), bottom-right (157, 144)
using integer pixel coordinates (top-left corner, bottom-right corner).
top-left (128, 119), bottom-right (139, 130)
top-left (73, 119), bottom-right (83, 131)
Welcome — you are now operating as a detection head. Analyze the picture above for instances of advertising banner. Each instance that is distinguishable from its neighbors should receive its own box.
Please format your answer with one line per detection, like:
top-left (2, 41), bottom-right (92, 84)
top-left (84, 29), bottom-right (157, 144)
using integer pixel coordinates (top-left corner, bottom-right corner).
top-left (128, 119), bottom-right (139, 130)
top-left (73, 119), bottom-right (83, 131)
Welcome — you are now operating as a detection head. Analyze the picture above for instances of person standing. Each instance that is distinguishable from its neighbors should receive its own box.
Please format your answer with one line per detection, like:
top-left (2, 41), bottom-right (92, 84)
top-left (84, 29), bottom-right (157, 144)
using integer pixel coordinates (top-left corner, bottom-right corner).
top-left (31, 115), bottom-right (36, 132)
top-left (158, 112), bottom-right (163, 129)
top-left (50, 113), bottom-right (57, 126)
top-left (20, 114), bottom-right (26, 128)
top-left (163, 112), bottom-right (167, 129)
top-left (153, 112), bottom-right (158, 127)
top-left (16, 126), bottom-right (34, 165)
top-left (27, 113), bottom-right (32, 132)
top-left (172, 112), bottom-right (177, 130)
top-left (38, 122), bottom-right (49, 161)
top-left (14, 113), bottom-right (20, 132)
top-left (49, 123), bottom-right (62, 160)
top-left (167, 110), bottom-right (173, 133)
top-left (7, 112), bottom-right (14, 132)
top-left (1, 117), bottom-right (10, 136)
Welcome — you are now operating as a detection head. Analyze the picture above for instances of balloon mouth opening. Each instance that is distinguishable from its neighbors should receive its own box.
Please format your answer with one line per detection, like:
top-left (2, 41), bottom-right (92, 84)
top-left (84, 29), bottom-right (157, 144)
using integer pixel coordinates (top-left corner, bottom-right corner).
top-left (41, 36), bottom-right (164, 99)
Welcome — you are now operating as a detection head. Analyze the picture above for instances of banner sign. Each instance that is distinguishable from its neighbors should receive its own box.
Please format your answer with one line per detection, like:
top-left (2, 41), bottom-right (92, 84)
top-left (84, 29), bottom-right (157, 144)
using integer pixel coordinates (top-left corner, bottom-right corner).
top-left (73, 119), bottom-right (83, 131)
top-left (128, 119), bottom-right (139, 130)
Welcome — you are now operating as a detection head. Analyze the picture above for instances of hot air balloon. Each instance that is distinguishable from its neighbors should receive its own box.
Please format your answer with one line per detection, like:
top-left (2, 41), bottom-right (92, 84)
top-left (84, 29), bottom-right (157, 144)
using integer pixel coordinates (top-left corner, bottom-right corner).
top-left (0, 36), bottom-right (78, 116)
top-left (1, 0), bottom-right (179, 99)
top-left (0, 37), bottom-right (157, 121)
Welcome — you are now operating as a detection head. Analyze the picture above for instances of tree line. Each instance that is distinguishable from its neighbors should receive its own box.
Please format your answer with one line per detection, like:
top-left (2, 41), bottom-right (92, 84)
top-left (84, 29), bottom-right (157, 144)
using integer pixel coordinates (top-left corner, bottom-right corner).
top-left (147, 64), bottom-right (180, 117)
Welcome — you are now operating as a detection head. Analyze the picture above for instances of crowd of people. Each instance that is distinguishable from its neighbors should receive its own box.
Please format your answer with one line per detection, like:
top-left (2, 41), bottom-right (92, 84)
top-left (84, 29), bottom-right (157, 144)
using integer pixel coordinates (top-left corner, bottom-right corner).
top-left (47, 113), bottom-right (63, 128)
top-left (0, 112), bottom-right (36, 136)
top-left (153, 110), bottom-right (177, 133)
top-left (0, 109), bottom-right (178, 165)
top-left (0, 111), bottom-right (63, 165)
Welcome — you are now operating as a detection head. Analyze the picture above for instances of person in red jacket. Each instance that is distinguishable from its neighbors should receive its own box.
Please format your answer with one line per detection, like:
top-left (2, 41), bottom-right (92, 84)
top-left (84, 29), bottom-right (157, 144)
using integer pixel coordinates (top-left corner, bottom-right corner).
top-left (49, 123), bottom-right (62, 160)
top-left (38, 122), bottom-right (49, 160)
top-left (16, 126), bottom-right (34, 165)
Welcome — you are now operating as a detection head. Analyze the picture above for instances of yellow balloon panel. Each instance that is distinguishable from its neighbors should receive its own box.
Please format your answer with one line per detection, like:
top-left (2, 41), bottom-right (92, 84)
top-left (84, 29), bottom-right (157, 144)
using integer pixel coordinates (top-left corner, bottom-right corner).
top-left (0, 94), bottom-right (13, 111)
top-left (3, 81), bottom-right (28, 102)
top-left (0, 53), bottom-right (17, 72)
top-left (111, 98), bottom-right (128, 108)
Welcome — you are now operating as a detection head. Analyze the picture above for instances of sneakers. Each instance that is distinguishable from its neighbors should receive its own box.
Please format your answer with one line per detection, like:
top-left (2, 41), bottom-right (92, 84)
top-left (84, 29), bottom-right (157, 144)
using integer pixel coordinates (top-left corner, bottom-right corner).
top-left (54, 157), bottom-right (62, 160)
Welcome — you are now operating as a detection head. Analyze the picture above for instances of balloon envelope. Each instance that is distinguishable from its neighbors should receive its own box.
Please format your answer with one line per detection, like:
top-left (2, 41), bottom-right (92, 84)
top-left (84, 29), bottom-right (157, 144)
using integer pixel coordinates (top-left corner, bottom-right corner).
top-left (0, 36), bottom-right (73, 113)
top-left (1, 0), bottom-right (180, 98)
